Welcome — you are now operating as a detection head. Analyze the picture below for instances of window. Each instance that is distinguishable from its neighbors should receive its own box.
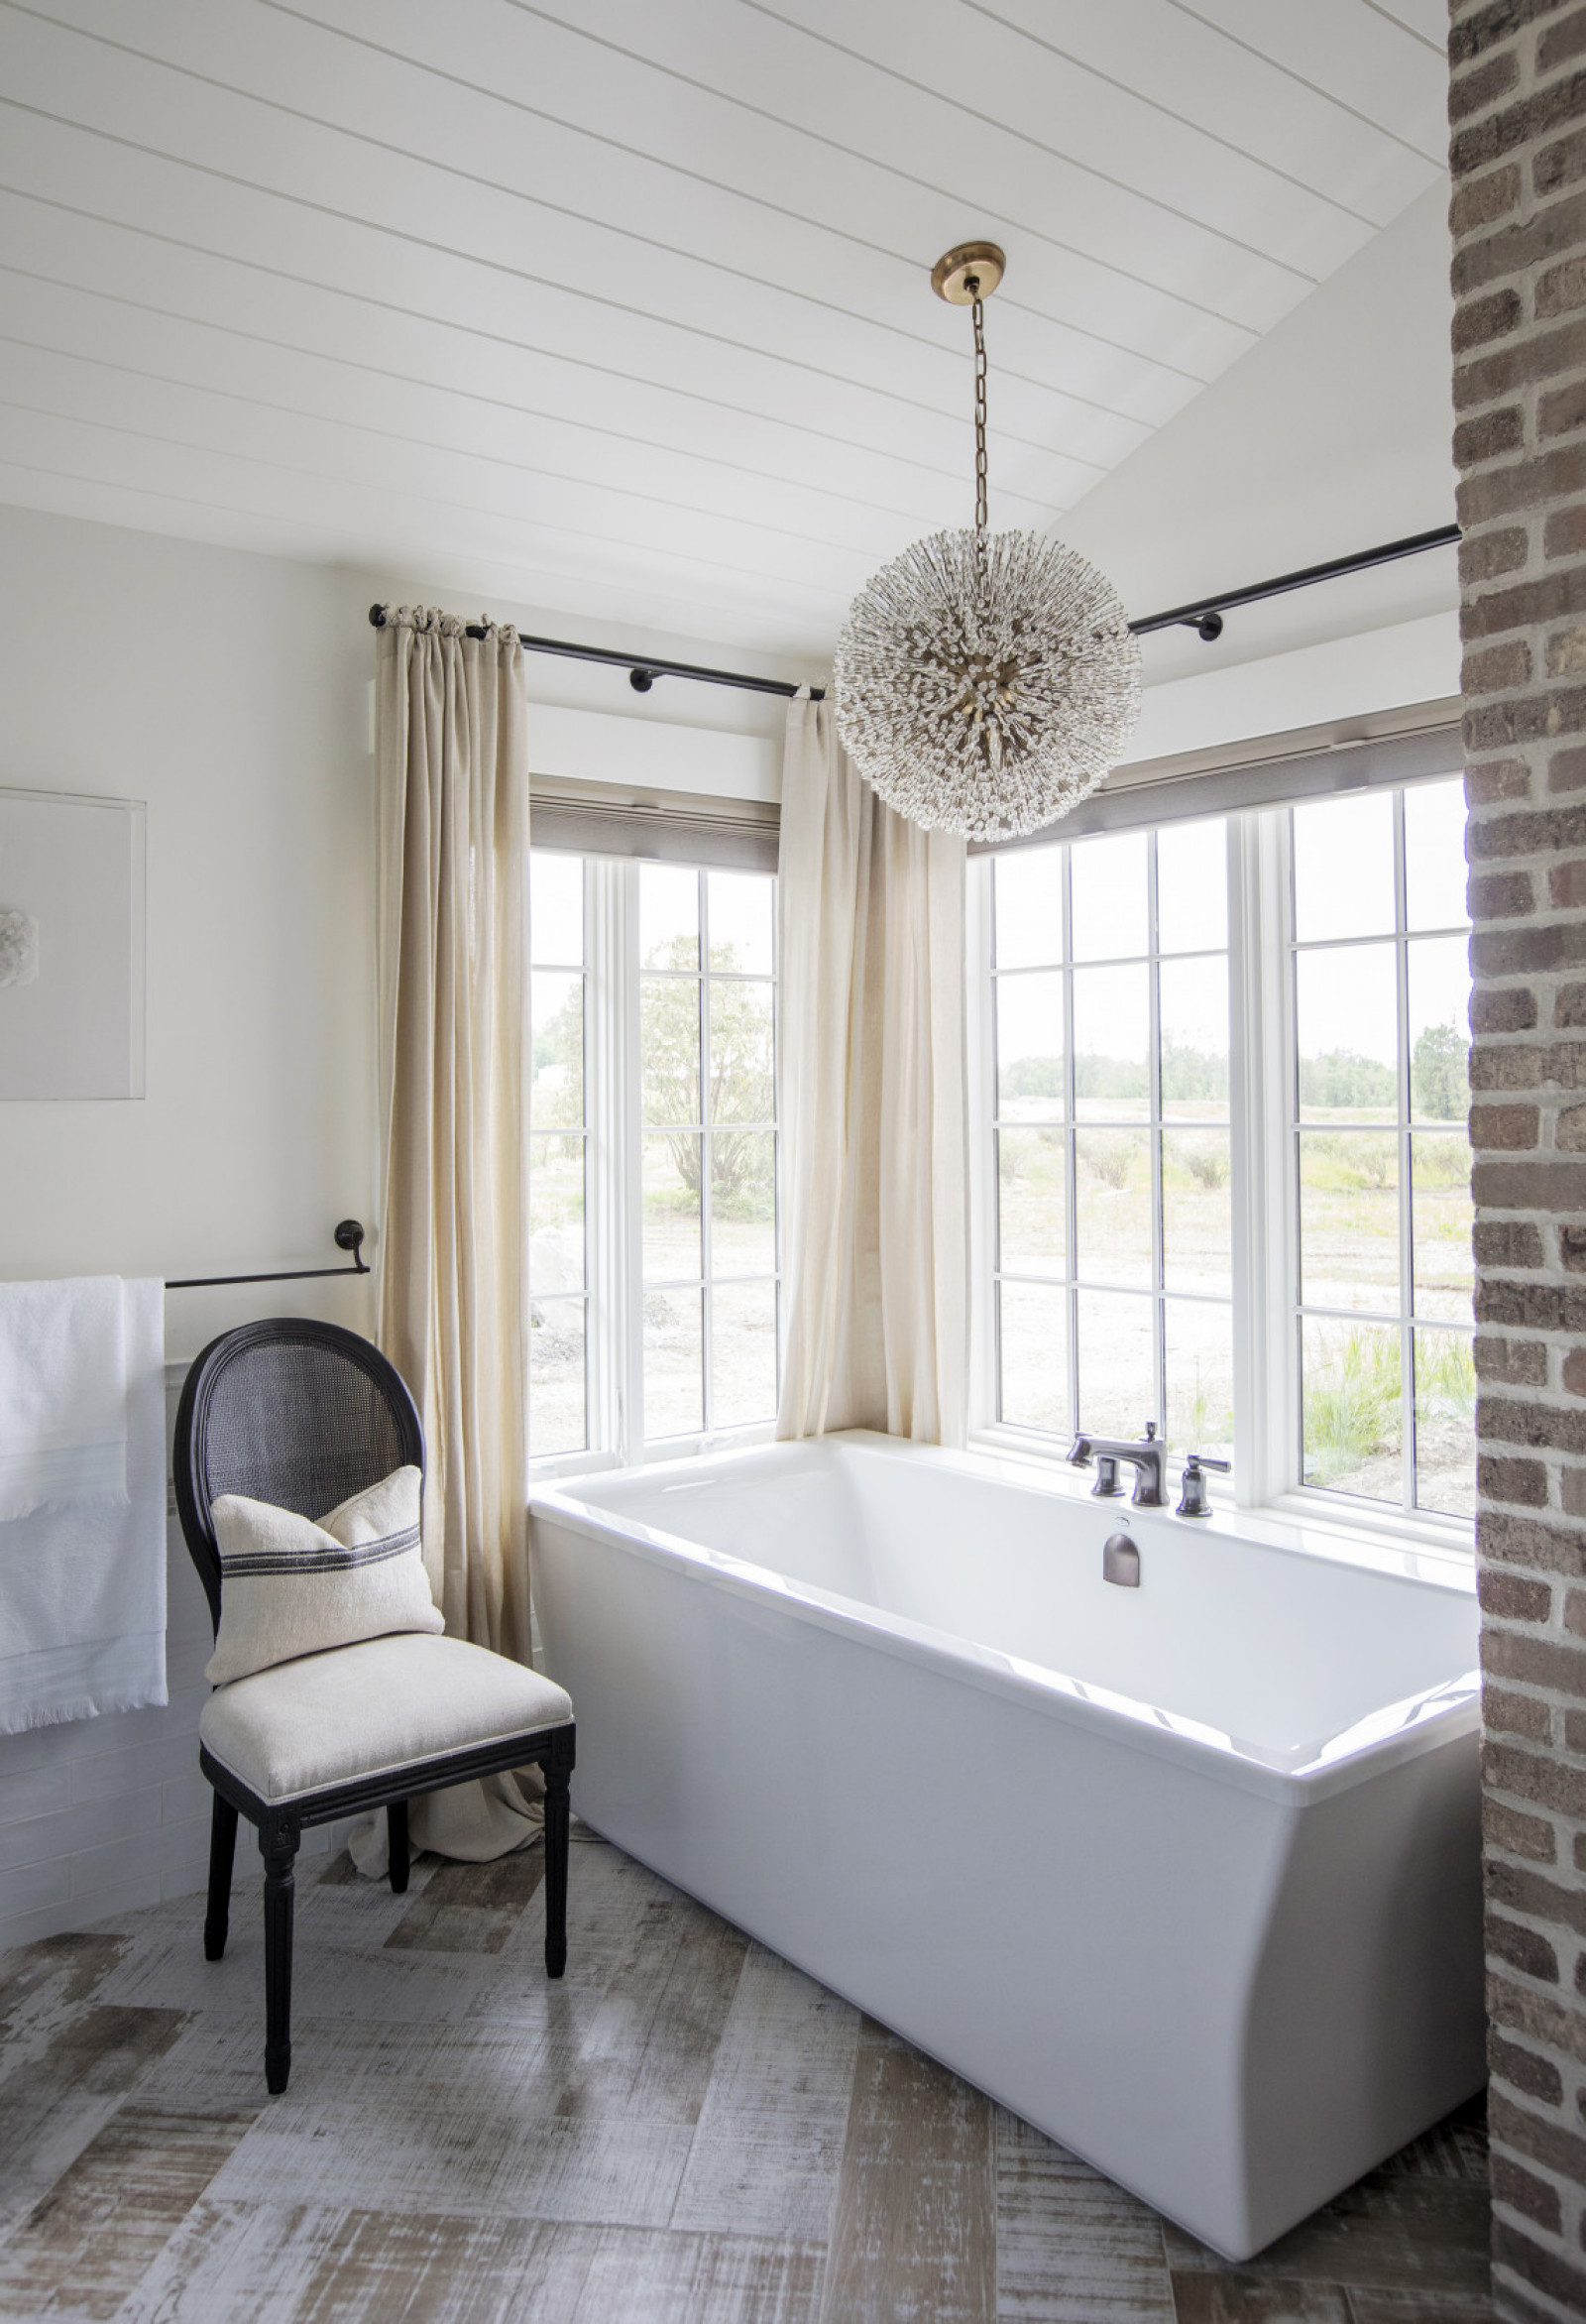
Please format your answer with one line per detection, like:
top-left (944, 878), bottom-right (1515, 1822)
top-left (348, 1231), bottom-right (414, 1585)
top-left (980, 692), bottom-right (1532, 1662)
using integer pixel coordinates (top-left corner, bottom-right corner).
top-left (986, 822), bottom-right (1234, 1462)
top-left (973, 773), bottom-right (1474, 1532)
top-left (639, 865), bottom-right (779, 1441)
top-left (528, 852), bottom-right (590, 1457)
top-left (527, 852), bottom-right (779, 1468)
top-left (1291, 783), bottom-right (1474, 1517)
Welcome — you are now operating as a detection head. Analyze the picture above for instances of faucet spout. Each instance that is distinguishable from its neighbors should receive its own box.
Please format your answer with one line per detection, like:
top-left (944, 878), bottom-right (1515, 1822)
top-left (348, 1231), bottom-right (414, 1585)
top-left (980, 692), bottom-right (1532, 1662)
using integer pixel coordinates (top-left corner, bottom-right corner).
top-left (1066, 1422), bottom-right (1166, 1509)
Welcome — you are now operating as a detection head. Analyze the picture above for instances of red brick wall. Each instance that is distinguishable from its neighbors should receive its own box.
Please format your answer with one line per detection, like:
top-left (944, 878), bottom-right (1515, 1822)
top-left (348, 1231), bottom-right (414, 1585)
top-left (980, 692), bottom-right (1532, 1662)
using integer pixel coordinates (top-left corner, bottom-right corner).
top-left (1451, 2), bottom-right (1586, 2314)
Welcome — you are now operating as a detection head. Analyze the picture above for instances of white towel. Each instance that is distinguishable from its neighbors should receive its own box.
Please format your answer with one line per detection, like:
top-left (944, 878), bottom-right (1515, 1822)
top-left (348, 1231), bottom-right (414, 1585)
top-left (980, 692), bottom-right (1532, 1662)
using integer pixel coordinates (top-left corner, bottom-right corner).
top-left (0, 1275), bottom-right (129, 1521)
top-left (0, 1279), bottom-right (167, 1734)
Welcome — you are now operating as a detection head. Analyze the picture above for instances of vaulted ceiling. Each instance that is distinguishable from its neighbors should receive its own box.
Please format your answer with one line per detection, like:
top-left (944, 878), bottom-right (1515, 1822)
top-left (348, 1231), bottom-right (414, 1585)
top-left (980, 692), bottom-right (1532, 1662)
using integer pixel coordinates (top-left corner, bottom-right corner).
top-left (0, 0), bottom-right (1448, 655)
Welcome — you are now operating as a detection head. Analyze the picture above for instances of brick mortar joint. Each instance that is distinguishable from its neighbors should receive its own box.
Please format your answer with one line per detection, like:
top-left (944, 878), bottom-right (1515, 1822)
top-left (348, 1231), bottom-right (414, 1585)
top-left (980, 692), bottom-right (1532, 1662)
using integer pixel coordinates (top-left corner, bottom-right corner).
top-left (1486, 1793), bottom-right (1586, 1825)
top-left (1495, 2072), bottom-right (1569, 2129)
top-left (1486, 1821), bottom-right (1586, 1877)
top-left (1493, 2077), bottom-right (1586, 2131)
top-left (1490, 2264), bottom-right (1586, 2324)
top-left (1478, 1377), bottom-right (1586, 1402)
top-left (1463, 668), bottom-right (1586, 693)
top-left (1492, 2147), bottom-right (1586, 2197)
top-left (1492, 2061), bottom-right (1574, 2104)
top-left (1483, 1616), bottom-right (1577, 1642)
top-left (1461, 612), bottom-right (1586, 640)
top-left (1462, 843), bottom-right (1586, 865)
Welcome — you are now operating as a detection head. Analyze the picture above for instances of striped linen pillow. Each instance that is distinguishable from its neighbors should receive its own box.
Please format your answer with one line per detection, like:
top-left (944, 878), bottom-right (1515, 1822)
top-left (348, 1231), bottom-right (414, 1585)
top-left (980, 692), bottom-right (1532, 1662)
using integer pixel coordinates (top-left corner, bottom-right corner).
top-left (204, 1464), bottom-right (442, 1685)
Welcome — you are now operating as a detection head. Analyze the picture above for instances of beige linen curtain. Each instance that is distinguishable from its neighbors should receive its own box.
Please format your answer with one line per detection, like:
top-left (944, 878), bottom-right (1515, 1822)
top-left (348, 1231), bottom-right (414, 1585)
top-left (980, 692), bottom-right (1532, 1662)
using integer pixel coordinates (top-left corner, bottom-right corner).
top-left (358, 606), bottom-right (538, 1870)
top-left (776, 691), bottom-right (969, 1445)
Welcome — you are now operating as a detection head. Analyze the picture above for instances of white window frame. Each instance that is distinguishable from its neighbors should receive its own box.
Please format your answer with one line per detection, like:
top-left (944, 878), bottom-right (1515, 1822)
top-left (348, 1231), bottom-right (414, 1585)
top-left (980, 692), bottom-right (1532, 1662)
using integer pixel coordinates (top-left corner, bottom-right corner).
top-left (968, 802), bottom-right (1476, 1558)
top-left (529, 853), bottom-right (781, 1481)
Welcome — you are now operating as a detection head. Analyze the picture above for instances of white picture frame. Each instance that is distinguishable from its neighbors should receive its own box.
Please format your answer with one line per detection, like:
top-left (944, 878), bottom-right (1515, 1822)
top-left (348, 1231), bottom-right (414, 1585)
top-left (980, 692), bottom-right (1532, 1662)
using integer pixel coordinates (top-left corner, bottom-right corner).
top-left (0, 787), bottom-right (147, 1101)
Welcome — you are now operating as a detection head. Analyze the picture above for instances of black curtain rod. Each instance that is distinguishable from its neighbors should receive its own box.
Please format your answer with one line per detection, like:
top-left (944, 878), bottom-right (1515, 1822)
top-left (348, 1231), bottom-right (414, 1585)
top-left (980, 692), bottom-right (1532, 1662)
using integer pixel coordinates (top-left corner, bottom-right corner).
top-left (1127, 524), bottom-right (1461, 642)
top-left (368, 605), bottom-right (822, 700)
top-left (367, 523), bottom-right (1458, 700)
top-left (167, 1220), bottom-right (370, 1291)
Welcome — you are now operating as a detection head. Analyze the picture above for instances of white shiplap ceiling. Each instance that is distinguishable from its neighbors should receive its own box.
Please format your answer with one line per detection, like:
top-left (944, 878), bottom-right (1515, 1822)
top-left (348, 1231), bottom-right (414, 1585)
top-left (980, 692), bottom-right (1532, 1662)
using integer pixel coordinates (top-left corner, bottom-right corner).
top-left (0, 0), bottom-right (1449, 656)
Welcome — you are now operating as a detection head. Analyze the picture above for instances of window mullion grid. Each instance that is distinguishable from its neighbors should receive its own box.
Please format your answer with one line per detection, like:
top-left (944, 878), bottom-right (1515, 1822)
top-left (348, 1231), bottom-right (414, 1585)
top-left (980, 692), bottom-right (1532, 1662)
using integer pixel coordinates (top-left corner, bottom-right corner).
top-left (1147, 832), bottom-right (1166, 1441)
top-left (967, 859), bottom-right (999, 1436)
top-left (1062, 847), bottom-right (1078, 1439)
top-left (574, 900), bottom-right (592, 1454)
top-left (697, 872), bottom-right (713, 1438)
top-left (1253, 810), bottom-right (1299, 1504)
top-left (1393, 791), bottom-right (1416, 1514)
top-left (583, 856), bottom-right (640, 1464)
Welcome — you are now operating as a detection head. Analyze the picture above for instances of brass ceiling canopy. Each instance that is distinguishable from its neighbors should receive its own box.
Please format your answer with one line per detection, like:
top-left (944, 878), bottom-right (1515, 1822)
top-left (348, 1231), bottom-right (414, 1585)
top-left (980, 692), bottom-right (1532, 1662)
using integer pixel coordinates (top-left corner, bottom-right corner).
top-left (931, 240), bottom-right (1005, 304)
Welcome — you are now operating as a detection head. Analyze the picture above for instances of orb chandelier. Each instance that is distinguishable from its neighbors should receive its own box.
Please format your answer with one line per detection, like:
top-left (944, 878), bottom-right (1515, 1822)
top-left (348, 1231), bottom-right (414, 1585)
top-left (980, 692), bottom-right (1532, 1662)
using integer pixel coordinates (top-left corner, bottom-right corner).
top-left (834, 242), bottom-right (1142, 844)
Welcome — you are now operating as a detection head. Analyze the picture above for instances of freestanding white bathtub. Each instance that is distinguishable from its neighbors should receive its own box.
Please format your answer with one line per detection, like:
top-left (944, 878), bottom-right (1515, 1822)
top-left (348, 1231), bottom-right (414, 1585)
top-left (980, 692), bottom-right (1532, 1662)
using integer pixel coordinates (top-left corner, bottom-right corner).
top-left (528, 1431), bottom-right (1483, 2260)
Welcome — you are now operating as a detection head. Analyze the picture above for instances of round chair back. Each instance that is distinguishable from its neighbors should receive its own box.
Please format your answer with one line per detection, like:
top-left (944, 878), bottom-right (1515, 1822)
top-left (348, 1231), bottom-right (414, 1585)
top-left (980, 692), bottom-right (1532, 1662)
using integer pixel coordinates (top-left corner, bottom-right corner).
top-left (172, 1320), bottom-right (423, 1634)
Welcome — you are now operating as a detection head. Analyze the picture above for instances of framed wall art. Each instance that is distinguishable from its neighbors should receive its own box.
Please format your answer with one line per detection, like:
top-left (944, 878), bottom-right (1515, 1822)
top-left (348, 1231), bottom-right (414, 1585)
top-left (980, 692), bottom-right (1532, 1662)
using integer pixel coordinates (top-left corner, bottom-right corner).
top-left (0, 787), bottom-right (146, 1101)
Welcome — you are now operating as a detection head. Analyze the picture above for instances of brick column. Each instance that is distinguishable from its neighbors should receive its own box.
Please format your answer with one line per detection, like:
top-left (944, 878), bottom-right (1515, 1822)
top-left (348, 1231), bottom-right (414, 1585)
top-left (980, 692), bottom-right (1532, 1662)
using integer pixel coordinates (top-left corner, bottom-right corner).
top-left (1451, 4), bottom-right (1586, 2316)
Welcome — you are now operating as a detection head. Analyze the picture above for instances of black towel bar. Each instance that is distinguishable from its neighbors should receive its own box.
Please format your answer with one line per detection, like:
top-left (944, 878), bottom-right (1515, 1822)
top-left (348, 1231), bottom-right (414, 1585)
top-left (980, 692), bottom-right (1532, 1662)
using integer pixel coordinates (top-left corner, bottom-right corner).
top-left (167, 1220), bottom-right (369, 1291)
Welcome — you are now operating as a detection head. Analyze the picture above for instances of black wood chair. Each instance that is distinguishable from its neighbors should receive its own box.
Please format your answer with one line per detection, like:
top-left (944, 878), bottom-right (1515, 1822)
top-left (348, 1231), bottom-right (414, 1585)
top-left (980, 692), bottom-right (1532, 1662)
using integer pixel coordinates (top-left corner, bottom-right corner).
top-left (173, 1319), bottom-right (574, 2095)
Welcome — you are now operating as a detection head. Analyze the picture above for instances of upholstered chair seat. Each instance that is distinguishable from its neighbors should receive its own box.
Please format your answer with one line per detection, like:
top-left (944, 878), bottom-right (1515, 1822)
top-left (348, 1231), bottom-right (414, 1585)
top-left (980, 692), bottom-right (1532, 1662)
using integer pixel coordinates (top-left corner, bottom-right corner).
top-left (199, 1633), bottom-right (573, 1805)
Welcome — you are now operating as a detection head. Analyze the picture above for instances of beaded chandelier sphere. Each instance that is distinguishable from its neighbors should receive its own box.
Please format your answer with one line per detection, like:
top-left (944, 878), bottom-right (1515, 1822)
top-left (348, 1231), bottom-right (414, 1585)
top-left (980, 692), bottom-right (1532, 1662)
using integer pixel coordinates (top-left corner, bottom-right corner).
top-left (835, 244), bottom-right (1142, 845)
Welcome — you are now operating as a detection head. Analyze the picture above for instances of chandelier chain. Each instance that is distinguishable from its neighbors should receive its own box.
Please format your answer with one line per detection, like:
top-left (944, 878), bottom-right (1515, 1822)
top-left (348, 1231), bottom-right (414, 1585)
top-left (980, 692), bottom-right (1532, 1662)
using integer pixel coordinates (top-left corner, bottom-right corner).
top-left (972, 294), bottom-right (988, 554)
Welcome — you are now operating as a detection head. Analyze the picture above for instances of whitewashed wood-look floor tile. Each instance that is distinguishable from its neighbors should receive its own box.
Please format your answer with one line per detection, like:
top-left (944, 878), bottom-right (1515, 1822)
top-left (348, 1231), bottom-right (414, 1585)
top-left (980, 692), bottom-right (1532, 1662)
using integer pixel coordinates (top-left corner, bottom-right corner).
top-left (566, 1896), bottom-right (747, 2124)
top-left (823, 2018), bottom-right (997, 2324)
top-left (486, 1834), bottom-right (689, 2000)
top-left (131, 2006), bottom-right (564, 2116)
top-left (118, 2197), bottom-right (828, 2324)
top-left (92, 1918), bottom-right (493, 2028)
top-left (0, 2099), bottom-right (258, 2321)
top-left (0, 1933), bottom-right (187, 2246)
top-left (207, 2094), bottom-right (698, 2229)
top-left (670, 1940), bottom-right (859, 2242)
top-left (994, 2106), bottom-right (1176, 2323)
top-left (0, 1931), bottom-right (129, 2081)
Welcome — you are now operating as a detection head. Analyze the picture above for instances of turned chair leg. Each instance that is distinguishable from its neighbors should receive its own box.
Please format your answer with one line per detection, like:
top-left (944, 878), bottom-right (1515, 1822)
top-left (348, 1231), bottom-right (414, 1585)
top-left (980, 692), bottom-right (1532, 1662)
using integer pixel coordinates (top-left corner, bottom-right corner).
top-left (388, 1799), bottom-right (409, 1894)
top-left (543, 1733), bottom-right (573, 1980)
top-left (261, 1816), bottom-right (301, 2096)
top-left (204, 1794), bottom-right (238, 1961)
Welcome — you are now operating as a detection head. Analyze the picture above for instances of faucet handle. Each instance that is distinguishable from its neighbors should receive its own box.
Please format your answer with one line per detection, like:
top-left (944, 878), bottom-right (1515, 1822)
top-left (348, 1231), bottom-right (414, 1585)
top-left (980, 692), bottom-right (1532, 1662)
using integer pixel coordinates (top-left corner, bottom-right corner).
top-left (1176, 1452), bottom-right (1230, 1519)
top-left (1142, 1421), bottom-right (1158, 1441)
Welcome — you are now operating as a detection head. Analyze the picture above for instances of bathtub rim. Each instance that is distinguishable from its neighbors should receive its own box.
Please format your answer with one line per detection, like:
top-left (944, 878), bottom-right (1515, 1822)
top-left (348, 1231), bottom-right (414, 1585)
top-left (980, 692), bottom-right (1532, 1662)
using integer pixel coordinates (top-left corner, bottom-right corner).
top-left (528, 1432), bottom-right (1478, 1809)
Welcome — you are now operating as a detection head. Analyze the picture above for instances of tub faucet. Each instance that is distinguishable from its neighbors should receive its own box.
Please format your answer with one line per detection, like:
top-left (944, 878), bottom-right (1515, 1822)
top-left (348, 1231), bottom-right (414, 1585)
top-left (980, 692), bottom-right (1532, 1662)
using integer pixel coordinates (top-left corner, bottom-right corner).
top-left (1067, 1423), bottom-right (1166, 1509)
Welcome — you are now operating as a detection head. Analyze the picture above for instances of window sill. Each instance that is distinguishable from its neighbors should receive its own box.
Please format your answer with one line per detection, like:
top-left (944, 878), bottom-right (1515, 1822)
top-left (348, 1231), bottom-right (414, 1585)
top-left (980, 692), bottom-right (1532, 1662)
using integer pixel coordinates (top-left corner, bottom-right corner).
top-left (966, 1427), bottom-right (1475, 1575)
top-left (527, 1420), bottom-right (778, 1485)
top-left (1259, 1487), bottom-right (1474, 1569)
top-left (631, 1420), bottom-right (778, 1466)
top-left (526, 1448), bottom-right (622, 1484)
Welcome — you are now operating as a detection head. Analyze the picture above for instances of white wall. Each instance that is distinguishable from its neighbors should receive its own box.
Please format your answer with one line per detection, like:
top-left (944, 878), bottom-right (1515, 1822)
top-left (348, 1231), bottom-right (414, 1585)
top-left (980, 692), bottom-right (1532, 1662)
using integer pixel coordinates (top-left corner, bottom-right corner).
top-left (0, 503), bottom-right (384, 1948)
top-left (1064, 181), bottom-right (1460, 695)
top-left (0, 502), bottom-right (380, 1340)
